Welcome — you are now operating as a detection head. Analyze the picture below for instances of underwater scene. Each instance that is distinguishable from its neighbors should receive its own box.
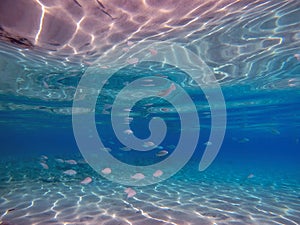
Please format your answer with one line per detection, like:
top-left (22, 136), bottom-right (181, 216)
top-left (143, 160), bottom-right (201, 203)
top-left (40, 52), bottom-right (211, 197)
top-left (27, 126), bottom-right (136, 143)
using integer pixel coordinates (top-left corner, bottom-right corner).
top-left (0, 0), bottom-right (300, 224)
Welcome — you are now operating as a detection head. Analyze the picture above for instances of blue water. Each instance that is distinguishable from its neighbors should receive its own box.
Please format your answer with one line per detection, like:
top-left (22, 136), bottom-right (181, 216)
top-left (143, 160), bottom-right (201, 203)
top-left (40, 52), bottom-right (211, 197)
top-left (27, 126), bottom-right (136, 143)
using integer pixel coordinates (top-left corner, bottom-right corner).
top-left (0, 1), bottom-right (300, 223)
top-left (0, 58), bottom-right (300, 224)
top-left (1, 63), bottom-right (299, 178)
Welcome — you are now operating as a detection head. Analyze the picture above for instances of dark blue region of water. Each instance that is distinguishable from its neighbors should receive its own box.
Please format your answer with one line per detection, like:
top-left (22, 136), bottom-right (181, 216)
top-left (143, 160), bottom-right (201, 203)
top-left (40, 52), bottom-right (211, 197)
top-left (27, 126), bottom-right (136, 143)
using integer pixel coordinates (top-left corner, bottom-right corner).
top-left (0, 58), bottom-right (299, 172)
top-left (0, 99), bottom-right (299, 175)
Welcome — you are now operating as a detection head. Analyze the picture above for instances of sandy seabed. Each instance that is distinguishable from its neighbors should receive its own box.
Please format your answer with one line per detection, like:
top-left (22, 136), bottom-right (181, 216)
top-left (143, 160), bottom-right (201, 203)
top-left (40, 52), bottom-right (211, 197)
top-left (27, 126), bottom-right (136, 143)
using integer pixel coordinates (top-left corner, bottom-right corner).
top-left (0, 156), bottom-right (299, 225)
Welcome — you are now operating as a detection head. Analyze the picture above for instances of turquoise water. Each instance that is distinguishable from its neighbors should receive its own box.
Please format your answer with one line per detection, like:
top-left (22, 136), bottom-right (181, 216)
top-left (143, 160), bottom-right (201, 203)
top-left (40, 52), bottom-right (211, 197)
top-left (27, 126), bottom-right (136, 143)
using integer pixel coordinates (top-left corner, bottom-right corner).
top-left (1, 0), bottom-right (300, 224)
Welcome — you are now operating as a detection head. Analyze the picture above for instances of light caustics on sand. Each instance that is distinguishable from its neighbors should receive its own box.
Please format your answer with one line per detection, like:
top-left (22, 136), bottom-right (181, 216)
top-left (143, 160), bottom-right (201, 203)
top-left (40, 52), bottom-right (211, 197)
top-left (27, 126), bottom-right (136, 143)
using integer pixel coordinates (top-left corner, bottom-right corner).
top-left (1, 156), bottom-right (299, 225)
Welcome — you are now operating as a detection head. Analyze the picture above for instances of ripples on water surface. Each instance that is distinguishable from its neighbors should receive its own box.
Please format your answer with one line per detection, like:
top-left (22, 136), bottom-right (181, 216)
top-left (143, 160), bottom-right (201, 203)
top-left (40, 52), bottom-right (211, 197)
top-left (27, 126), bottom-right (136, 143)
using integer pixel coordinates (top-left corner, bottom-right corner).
top-left (0, 0), bottom-right (299, 129)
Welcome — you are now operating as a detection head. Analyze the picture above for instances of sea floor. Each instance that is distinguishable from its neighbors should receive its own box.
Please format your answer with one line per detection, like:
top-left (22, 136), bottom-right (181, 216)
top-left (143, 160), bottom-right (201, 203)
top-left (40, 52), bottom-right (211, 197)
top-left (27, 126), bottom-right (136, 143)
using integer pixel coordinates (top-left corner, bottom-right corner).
top-left (0, 155), bottom-right (299, 225)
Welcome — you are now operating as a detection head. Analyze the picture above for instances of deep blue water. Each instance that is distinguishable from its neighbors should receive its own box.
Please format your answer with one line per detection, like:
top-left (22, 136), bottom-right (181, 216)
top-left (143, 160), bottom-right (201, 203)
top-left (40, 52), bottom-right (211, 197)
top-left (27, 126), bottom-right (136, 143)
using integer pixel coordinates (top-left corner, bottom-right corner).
top-left (1, 82), bottom-right (299, 171)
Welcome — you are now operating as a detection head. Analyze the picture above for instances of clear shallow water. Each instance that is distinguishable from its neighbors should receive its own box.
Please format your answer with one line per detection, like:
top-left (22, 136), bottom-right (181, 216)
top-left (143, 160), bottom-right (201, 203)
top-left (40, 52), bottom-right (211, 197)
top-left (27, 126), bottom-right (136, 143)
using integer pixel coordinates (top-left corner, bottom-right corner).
top-left (0, 0), bottom-right (300, 224)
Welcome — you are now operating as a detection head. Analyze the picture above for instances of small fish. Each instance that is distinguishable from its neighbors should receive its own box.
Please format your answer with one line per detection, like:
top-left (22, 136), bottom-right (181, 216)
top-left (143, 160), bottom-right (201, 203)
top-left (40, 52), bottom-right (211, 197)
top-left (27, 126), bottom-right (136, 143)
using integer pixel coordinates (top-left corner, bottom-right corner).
top-left (124, 187), bottom-right (132, 193)
top-left (153, 170), bottom-right (163, 177)
top-left (239, 138), bottom-right (249, 143)
top-left (158, 83), bottom-right (176, 97)
top-left (124, 129), bottom-right (133, 135)
top-left (156, 150), bottom-right (168, 157)
top-left (102, 109), bottom-right (110, 114)
top-left (83, 60), bottom-right (93, 66)
top-left (102, 104), bottom-right (112, 114)
top-left (204, 141), bottom-right (212, 146)
top-left (100, 147), bottom-right (112, 152)
top-left (240, 173), bottom-right (255, 185)
top-left (160, 107), bottom-right (170, 112)
top-left (149, 48), bottom-right (157, 56)
top-left (127, 41), bottom-right (134, 47)
top-left (144, 103), bottom-right (153, 107)
top-left (101, 167), bottom-right (112, 175)
top-left (103, 104), bottom-right (112, 110)
top-left (155, 74), bottom-right (168, 79)
top-left (288, 78), bottom-right (298, 87)
top-left (120, 146), bottom-right (131, 151)
top-left (127, 57), bottom-right (139, 65)
top-left (143, 141), bottom-right (155, 148)
top-left (143, 79), bottom-right (154, 82)
top-left (270, 129), bottom-right (280, 135)
top-left (63, 169), bottom-right (77, 175)
top-left (40, 162), bottom-right (49, 170)
top-left (55, 158), bottom-right (64, 163)
top-left (294, 54), bottom-right (300, 61)
top-left (43, 81), bottom-right (49, 89)
top-left (41, 155), bottom-right (48, 160)
top-left (124, 187), bottom-right (136, 198)
top-left (131, 173), bottom-right (145, 180)
top-left (127, 190), bottom-right (136, 198)
top-left (65, 159), bottom-right (77, 165)
top-left (247, 174), bottom-right (254, 179)
top-left (122, 47), bottom-right (129, 52)
top-left (80, 177), bottom-right (92, 185)
top-left (167, 145), bottom-right (176, 149)
top-left (233, 137), bottom-right (250, 143)
top-left (124, 117), bottom-right (133, 122)
top-left (77, 159), bottom-right (87, 164)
